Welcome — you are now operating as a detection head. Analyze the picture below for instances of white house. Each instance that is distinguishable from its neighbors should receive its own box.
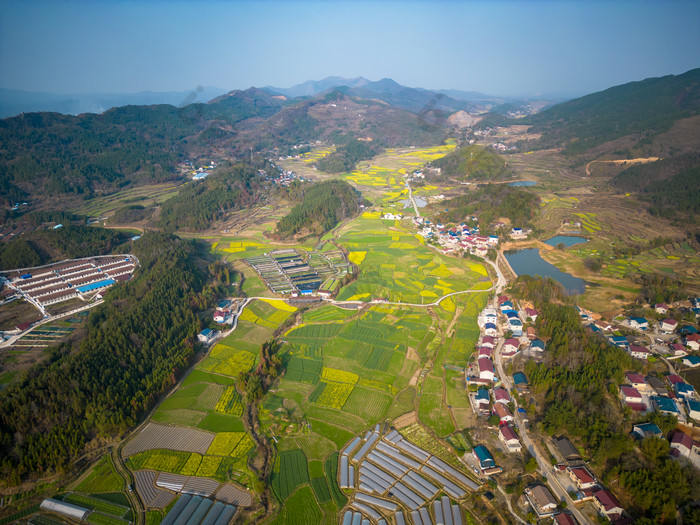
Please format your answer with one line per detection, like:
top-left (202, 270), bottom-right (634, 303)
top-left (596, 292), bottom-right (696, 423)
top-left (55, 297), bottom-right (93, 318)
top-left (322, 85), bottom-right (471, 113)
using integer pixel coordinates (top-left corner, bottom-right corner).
top-left (499, 425), bottom-right (522, 452)
top-left (197, 328), bottom-right (217, 343)
top-left (620, 386), bottom-right (643, 404)
top-left (629, 317), bottom-right (649, 330)
top-left (629, 345), bottom-right (650, 360)
top-left (660, 319), bottom-right (678, 333)
top-left (478, 357), bottom-right (495, 381)
top-left (568, 467), bottom-right (597, 490)
top-left (670, 431), bottom-right (693, 458)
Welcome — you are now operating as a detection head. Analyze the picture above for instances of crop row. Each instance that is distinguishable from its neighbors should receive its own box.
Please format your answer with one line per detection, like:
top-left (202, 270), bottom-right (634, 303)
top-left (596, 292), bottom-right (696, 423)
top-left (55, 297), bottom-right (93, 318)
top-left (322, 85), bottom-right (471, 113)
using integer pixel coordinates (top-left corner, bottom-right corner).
top-left (65, 494), bottom-right (127, 517)
top-left (323, 452), bottom-right (347, 507)
top-left (287, 323), bottom-right (343, 341)
top-left (214, 387), bottom-right (243, 416)
top-left (198, 349), bottom-right (255, 378)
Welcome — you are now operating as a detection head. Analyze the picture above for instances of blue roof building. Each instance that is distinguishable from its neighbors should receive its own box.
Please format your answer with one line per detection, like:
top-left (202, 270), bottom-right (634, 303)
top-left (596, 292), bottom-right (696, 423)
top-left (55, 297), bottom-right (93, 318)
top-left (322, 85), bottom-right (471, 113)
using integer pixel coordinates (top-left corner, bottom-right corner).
top-left (476, 388), bottom-right (489, 402)
top-left (531, 339), bottom-right (545, 351)
top-left (76, 278), bottom-right (116, 294)
top-left (631, 423), bottom-right (663, 440)
top-left (513, 372), bottom-right (528, 386)
top-left (652, 396), bottom-right (680, 415)
top-left (473, 445), bottom-right (496, 470)
top-left (609, 336), bottom-right (630, 349)
top-left (676, 382), bottom-right (696, 398)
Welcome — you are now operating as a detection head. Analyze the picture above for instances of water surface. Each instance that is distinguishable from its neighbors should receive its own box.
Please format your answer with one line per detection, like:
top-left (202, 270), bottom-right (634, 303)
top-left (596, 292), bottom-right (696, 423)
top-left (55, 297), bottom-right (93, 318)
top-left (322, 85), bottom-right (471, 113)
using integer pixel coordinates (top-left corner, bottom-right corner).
top-left (545, 235), bottom-right (587, 247)
top-left (505, 248), bottom-right (586, 294)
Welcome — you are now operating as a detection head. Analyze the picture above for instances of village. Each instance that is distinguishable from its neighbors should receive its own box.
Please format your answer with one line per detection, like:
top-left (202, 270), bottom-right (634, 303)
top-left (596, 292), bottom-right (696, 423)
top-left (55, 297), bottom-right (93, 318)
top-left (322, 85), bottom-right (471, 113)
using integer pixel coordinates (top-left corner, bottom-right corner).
top-left (457, 289), bottom-right (700, 524)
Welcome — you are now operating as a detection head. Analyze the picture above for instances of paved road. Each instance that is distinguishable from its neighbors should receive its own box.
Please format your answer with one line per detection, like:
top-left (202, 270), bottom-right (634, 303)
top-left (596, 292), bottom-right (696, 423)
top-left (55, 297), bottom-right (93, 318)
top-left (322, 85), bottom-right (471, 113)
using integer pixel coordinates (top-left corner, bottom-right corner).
top-left (405, 178), bottom-right (422, 218)
top-left (492, 318), bottom-right (591, 525)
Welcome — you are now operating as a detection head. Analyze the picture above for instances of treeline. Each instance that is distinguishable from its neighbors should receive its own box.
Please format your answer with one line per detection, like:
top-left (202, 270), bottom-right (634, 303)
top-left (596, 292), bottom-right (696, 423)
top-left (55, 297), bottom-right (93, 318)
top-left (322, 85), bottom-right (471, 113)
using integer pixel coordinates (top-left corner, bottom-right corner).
top-left (433, 185), bottom-right (539, 227)
top-left (0, 226), bottom-right (129, 270)
top-left (637, 273), bottom-right (686, 305)
top-left (511, 277), bottom-right (699, 523)
top-left (157, 163), bottom-right (264, 231)
top-left (0, 233), bottom-right (214, 482)
top-left (317, 139), bottom-right (381, 173)
top-left (275, 180), bottom-right (366, 238)
top-left (429, 145), bottom-right (510, 181)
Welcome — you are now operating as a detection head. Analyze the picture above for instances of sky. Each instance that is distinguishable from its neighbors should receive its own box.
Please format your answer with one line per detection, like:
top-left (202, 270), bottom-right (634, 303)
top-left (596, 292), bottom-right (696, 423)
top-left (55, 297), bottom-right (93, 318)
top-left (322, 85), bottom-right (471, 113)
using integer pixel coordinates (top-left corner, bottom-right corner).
top-left (1, 0), bottom-right (699, 98)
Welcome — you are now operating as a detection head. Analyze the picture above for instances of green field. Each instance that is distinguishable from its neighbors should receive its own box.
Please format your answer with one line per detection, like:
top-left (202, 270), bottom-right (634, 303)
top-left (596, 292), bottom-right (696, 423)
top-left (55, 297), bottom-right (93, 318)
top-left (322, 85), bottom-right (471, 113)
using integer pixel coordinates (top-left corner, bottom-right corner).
top-left (270, 450), bottom-right (310, 502)
top-left (75, 456), bottom-right (123, 494)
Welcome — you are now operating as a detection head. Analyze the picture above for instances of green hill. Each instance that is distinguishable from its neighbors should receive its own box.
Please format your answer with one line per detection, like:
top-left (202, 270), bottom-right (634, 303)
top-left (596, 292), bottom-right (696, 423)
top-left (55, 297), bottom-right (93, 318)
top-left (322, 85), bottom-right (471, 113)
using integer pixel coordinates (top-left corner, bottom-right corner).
top-left (276, 180), bottom-right (367, 238)
top-left (528, 68), bottom-right (700, 155)
top-left (430, 144), bottom-right (510, 181)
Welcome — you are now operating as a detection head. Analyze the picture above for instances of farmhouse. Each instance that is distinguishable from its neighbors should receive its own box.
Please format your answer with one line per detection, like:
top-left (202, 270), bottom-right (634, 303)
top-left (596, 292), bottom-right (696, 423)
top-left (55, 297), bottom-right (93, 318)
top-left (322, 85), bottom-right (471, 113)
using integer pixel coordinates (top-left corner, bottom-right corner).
top-left (660, 318), bottom-right (678, 333)
top-left (669, 343), bottom-right (687, 356)
top-left (553, 513), bottom-right (577, 525)
top-left (645, 375), bottom-right (668, 396)
top-left (525, 485), bottom-right (558, 517)
top-left (685, 333), bottom-right (700, 351)
top-left (477, 347), bottom-right (492, 359)
top-left (499, 425), bottom-right (521, 452)
top-left (474, 388), bottom-right (490, 415)
top-left (197, 328), bottom-right (217, 344)
top-left (628, 345), bottom-right (650, 360)
top-left (686, 399), bottom-right (700, 421)
top-left (629, 317), bottom-right (648, 330)
top-left (593, 489), bottom-right (624, 521)
top-left (526, 326), bottom-right (537, 340)
top-left (682, 355), bottom-right (700, 368)
top-left (675, 382), bottom-right (696, 399)
top-left (619, 386), bottom-right (642, 404)
top-left (568, 467), bottom-right (597, 490)
top-left (483, 323), bottom-right (498, 337)
top-left (655, 303), bottom-right (669, 314)
top-left (530, 339), bottom-right (545, 353)
top-left (502, 338), bottom-right (519, 354)
top-left (670, 431), bottom-right (693, 458)
top-left (593, 319), bottom-right (612, 332)
top-left (631, 423), bottom-right (663, 440)
top-left (493, 387), bottom-right (510, 405)
top-left (473, 445), bottom-right (496, 471)
top-left (625, 372), bottom-right (649, 393)
top-left (652, 396), bottom-right (680, 416)
top-left (513, 372), bottom-right (529, 393)
top-left (478, 357), bottom-right (495, 382)
top-left (608, 336), bottom-right (629, 350)
top-left (492, 403), bottom-right (513, 424)
top-left (480, 336), bottom-right (496, 348)
top-left (554, 436), bottom-right (583, 466)
top-left (524, 307), bottom-right (538, 321)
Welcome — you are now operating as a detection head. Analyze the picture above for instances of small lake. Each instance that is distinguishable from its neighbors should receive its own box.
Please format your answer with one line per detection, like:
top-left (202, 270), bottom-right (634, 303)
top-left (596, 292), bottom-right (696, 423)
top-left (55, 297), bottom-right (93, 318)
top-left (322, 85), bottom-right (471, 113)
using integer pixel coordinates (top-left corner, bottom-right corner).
top-left (545, 235), bottom-right (588, 247)
top-left (505, 248), bottom-right (586, 294)
top-left (508, 181), bottom-right (537, 187)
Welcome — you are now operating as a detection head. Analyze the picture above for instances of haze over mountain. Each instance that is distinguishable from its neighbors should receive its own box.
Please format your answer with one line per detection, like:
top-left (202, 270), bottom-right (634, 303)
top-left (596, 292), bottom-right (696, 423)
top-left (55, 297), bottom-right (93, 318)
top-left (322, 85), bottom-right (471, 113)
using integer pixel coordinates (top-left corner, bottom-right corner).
top-left (0, 86), bottom-right (228, 119)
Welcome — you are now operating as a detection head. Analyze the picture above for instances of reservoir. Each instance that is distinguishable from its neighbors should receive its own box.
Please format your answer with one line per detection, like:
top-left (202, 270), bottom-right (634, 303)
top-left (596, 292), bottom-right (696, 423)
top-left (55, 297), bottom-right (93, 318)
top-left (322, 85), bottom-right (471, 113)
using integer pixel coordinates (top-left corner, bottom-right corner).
top-left (508, 181), bottom-right (537, 187)
top-left (505, 248), bottom-right (586, 294)
top-left (545, 235), bottom-right (587, 247)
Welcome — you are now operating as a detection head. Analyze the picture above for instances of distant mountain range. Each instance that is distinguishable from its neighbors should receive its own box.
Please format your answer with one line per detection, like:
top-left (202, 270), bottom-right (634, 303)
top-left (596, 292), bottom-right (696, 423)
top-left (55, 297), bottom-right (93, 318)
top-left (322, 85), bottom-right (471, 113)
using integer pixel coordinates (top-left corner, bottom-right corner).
top-left (0, 87), bottom-right (228, 118)
top-left (264, 76), bottom-right (509, 114)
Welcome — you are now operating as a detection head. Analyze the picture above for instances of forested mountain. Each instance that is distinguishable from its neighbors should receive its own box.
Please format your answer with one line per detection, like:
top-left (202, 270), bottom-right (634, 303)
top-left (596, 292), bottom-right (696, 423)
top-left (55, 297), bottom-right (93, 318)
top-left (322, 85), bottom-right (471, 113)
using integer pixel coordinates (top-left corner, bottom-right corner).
top-left (429, 144), bottom-right (510, 181)
top-left (0, 233), bottom-right (216, 481)
top-left (0, 88), bottom-right (285, 205)
top-left (527, 67), bottom-right (700, 155)
top-left (276, 180), bottom-right (367, 238)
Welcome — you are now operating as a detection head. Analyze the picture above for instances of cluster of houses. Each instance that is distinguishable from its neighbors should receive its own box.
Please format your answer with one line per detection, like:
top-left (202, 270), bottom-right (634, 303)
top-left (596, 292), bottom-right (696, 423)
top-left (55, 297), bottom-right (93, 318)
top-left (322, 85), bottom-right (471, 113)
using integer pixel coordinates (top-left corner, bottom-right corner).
top-left (550, 437), bottom-right (630, 523)
top-left (586, 303), bottom-right (700, 366)
top-left (264, 165), bottom-right (309, 187)
top-left (413, 217), bottom-right (498, 257)
top-left (619, 371), bottom-right (700, 425)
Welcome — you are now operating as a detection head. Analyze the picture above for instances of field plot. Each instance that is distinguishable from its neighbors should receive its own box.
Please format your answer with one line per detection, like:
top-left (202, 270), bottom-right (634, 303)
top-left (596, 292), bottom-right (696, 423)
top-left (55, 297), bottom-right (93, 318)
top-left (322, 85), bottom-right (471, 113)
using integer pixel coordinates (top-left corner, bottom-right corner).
top-left (245, 249), bottom-right (349, 295)
top-left (123, 423), bottom-right (214, 457)
top-left (334, 217), bottom-right (488, 304)
top-left (270, 450), bottom-right (310, 502)
top-left (75, 456), bottom-right (123, 493)
top-left (134, 470), bottom-right (176, 508)
top-left (196, 344), bottom-right (255, 378)
top-left (214, 387), bottom-right (243, 416)
top-left (73, 183), bottom-right (180, 218)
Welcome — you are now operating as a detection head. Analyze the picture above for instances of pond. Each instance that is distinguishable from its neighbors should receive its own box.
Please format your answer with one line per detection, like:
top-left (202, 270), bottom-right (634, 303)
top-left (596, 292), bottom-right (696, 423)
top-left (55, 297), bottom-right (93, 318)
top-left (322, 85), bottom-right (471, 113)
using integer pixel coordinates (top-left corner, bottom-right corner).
top-left (508, 181), bottom-right (537, 187)
top-left (505, 248), bottom-right (586, 294)
top-left (545, 235), bottom-right (588, 247)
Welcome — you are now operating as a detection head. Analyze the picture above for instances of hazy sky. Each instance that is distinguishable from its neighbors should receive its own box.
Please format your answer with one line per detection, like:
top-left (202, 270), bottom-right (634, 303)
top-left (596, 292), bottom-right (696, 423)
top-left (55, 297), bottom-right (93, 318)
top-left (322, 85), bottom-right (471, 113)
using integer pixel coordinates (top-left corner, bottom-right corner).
top-left (1, 0), bottom-right (699, 97)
